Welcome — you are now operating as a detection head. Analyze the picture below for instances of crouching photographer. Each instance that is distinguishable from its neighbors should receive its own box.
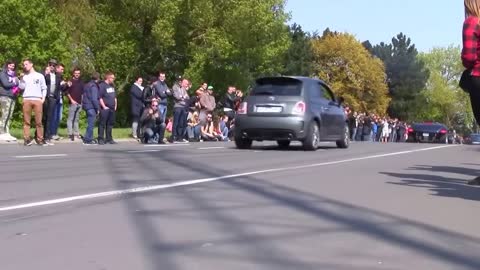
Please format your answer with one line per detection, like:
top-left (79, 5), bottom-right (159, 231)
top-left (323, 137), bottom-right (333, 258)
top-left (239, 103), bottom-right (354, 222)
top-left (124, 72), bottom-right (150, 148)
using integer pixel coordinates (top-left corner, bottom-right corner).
top-left (140, 99), bottom-right (166, 144)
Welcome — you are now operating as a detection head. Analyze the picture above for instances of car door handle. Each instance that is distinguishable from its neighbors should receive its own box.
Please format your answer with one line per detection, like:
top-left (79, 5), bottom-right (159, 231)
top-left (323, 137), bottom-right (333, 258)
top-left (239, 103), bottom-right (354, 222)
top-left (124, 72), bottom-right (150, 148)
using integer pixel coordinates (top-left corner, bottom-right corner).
top-left (321, 106), bottom-right (330, 111)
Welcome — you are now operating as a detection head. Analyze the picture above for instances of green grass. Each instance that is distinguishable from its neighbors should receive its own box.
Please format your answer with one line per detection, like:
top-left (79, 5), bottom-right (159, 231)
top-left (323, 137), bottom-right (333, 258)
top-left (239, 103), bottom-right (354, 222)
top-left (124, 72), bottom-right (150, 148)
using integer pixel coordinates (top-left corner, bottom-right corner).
top-left (10, 128), bottom-right (173, 140)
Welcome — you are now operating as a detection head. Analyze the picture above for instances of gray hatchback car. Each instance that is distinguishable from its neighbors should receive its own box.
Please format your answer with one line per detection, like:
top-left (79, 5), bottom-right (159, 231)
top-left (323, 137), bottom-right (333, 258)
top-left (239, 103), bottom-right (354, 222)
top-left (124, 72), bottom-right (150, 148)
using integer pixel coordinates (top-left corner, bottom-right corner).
top-left (234, 76), bottom-right (350, 150)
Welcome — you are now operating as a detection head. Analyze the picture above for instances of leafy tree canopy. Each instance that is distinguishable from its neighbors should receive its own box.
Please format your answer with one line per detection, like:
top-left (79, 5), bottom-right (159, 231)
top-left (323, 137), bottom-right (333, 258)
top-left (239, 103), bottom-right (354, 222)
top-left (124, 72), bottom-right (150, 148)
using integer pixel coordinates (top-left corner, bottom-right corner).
top-left (311, 32), bottom-right (390, 115)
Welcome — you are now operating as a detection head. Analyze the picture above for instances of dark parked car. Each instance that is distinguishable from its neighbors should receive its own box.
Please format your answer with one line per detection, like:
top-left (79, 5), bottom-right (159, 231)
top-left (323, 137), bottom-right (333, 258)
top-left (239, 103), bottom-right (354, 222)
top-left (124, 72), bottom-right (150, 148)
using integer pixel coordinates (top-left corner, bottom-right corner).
top-left (234, 76), bottom-right (349, 150)
top-left (465, 133), bottom-right (480, 145)
top-left (407, 122), bottom-right (449, 144)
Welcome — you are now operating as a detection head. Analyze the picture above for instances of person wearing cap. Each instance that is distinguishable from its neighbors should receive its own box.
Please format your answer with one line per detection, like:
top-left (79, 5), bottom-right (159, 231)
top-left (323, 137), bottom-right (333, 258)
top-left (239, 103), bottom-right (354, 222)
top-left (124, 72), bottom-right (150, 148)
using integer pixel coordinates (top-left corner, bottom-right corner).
top-left (43, 59), bottom-right (57, 76)
top-left (199, 85), bottom-right (216, 125)
top-left (43, 59), bottom-right (67, 141)
top-left (42, 62), bottom-right (65, 144)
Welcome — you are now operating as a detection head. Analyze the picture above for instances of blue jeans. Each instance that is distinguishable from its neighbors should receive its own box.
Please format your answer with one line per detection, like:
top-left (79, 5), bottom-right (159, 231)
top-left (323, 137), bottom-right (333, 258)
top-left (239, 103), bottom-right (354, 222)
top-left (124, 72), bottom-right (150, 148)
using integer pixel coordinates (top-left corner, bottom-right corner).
top-left (158, 104), bottom-right (167, 122)
top-left (50, 100), bottom-right (63, 136)
top-left (84, 109), bottom-right (96, 142)
top-left (187, 125), bottom-right (201, 140)
top-left (172, 107), bottom-right (187, 140)
top-left (143, 123), bottom-right (166, 144)
top-left (221, 126), bottom-right (229, 141)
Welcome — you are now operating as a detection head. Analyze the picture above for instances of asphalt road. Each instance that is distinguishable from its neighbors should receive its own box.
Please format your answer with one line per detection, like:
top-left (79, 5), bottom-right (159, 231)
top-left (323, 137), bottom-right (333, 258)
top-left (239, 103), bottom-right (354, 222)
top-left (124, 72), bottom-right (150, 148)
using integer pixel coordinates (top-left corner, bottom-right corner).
top-left (0, 141), bottom-right (479, 270)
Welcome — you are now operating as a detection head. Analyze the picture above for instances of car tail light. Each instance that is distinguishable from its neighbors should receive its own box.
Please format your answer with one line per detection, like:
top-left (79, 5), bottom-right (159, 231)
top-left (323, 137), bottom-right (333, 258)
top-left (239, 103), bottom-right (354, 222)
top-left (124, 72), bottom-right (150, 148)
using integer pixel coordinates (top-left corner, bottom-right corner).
top-left (408, 128), bottom-right (413, 133)
top-left (440, 129), bottom-right (447, 134)
top-left (292, 101), bottom-right (306, 115)
top-left (237, 102), bottom-right (247, 114)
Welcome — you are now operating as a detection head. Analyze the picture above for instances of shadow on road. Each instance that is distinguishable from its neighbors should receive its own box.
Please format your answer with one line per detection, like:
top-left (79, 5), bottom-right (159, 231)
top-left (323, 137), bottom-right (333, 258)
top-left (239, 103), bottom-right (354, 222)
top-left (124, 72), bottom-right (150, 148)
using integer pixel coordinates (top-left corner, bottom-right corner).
top-left (381, 165), bottom-right (480, 201)
top-left (96, 149), bottom-right (480, 270)
top-left (225, 145), bottom-right (337, 152)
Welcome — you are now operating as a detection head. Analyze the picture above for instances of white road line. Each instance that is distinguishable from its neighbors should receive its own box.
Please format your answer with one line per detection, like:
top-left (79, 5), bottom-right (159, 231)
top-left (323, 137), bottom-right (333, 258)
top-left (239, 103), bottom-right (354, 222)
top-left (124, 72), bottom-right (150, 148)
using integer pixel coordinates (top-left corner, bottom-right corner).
top-left (197, 147), bottom-right (226, 150)
top-left (0, 145), bottom-right (456, 212)
top-left (127, 150), bottom-right (162, 153)
top-left (13, 154), bottom-right (68, 159)
top-left (143, 144), bottom-right (190, 148)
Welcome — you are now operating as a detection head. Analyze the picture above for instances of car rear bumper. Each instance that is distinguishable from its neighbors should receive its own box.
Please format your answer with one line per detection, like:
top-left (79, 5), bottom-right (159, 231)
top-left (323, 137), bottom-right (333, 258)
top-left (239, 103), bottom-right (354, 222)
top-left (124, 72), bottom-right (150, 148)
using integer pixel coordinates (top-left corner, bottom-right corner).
top-left (408, 133), bottom-right (446, 143)
top-left (235, 115), bottom-right (306, 140)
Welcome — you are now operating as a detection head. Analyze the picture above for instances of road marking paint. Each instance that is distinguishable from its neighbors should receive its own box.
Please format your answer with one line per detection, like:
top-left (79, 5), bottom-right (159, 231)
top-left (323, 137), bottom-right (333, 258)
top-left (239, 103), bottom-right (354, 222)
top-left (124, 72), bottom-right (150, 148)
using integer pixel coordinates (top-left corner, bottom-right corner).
top-left (143, 144), bottom-right (190, 148)
top-left (197, 147), bottom-right (226, 150)
top-left (13, 154), bottom-right (67, 159)
top-left (127, 150), bottom-right (162, 153)
top-left (0, 145), bottom-right (456, 212)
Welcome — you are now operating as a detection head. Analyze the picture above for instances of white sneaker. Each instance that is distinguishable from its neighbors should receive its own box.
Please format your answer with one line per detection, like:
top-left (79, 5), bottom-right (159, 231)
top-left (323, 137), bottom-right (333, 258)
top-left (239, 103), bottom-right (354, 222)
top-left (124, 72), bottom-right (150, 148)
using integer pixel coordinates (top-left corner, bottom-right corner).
top-left (6, 133), bottom-right (17, 141)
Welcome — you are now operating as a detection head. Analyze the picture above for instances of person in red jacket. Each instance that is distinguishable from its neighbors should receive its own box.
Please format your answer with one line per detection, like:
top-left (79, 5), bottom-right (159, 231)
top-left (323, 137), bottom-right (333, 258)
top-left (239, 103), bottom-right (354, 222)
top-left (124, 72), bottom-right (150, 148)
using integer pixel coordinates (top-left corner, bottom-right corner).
top-left (462, 0), bottom-right (480, 185)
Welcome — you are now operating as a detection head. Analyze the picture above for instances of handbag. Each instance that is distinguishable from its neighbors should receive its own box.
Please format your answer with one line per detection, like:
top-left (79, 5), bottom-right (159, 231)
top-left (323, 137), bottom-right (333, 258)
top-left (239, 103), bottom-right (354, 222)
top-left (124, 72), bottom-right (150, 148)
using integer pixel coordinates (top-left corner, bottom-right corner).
top-left (459, 69), bottom-right (472, 93)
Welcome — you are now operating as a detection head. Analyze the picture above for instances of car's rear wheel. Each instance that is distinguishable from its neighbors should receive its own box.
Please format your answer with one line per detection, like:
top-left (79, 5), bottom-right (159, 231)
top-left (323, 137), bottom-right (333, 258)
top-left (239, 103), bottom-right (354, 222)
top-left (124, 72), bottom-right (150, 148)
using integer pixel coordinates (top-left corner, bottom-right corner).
top-left (302, 121), bottom-right (320, 151)
top-left (235, 137), bottom-right (253, 149)
top-left (336, 124), bottom-right (350, 149)
top-left (277, 140), bottom-right (291, 149)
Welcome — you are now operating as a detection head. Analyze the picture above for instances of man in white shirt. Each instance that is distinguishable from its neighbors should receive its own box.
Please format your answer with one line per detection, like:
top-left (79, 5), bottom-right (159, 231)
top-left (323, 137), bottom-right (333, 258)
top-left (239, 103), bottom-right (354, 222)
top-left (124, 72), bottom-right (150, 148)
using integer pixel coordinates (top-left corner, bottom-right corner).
top-left (19, 59), bottom-right (47, 146)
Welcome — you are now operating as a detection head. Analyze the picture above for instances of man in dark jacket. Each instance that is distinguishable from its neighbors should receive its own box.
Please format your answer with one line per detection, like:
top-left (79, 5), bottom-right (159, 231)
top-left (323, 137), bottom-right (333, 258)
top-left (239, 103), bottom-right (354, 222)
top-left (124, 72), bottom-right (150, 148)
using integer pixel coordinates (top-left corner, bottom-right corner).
top-left (222, 86), bottom-right (242, 126)
top-left (43, 62), bottom-right (65, 144)
top-left (82, 72), bottom-right (100, 145)
top-left (153, 72), bottom-right (171, 122)
top-left (98, 71), bottom-right (117, 145)
top-left (0, 60), bottom-right (19, 142)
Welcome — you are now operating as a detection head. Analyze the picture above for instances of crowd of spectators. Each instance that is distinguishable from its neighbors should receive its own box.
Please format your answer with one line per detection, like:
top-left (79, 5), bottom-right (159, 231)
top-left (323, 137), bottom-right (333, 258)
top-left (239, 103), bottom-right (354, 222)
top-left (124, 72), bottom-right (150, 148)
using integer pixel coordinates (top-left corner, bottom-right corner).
top-left (344, 106), bottom-right (410, 143)
top-left (130, 73), bottom-right (243, 144)
top-left (0, 58), bottom-right (244, 146)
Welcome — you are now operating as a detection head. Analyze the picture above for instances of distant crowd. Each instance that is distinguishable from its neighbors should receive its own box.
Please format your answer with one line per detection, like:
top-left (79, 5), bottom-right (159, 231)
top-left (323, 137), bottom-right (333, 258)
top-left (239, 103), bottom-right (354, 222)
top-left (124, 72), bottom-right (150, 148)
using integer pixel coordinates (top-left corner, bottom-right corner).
top-left (344, 107), bottom-right (410, 143)
top-left (1, 58), bottom-right (456, 147)
top-left (0, 59), bottom-right (243, 146)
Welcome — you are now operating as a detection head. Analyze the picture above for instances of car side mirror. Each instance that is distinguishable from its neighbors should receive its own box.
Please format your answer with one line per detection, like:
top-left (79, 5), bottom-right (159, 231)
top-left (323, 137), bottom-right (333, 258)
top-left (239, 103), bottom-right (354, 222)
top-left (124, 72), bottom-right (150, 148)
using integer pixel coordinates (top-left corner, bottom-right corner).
top-left (337, 97), bottom-right (345, 105)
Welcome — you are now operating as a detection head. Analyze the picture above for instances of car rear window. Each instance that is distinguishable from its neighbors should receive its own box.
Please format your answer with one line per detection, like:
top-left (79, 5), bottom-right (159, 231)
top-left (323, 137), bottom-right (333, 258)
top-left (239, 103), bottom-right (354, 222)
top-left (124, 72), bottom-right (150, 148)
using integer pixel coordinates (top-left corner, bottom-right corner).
top-left (251, 77), bottom-right (302, 96)
top-left (412, 124), bottom-right (446, 132)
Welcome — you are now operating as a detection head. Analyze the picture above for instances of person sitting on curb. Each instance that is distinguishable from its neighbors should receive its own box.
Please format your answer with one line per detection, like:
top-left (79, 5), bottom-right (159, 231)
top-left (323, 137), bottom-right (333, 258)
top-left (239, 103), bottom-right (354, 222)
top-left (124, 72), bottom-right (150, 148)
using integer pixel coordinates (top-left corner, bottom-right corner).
top-left (187, 111), bottom-right (201, 142)
top-left (201, 113), bottom-right (222, 141)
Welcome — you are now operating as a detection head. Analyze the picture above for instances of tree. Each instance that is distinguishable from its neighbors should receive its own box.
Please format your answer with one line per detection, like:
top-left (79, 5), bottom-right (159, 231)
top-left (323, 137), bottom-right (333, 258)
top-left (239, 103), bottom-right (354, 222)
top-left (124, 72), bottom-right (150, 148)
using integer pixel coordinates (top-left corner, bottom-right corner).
top-left (366, 33), bottom-right (429, 121)
top-left (282, 23), bottom-right (314, 76)
top-left (0, 0), bottom-right (72, 65)
top-left (182, 0), bottom-right (291, 92)
top-left (0, 0), bottom-right (73, 129)
top-left (417, 46), bottom-right (474, 132)
top-left (311, 33), bottom-right (390, 114)
top-left (1, 0), bottom-right (292, 129)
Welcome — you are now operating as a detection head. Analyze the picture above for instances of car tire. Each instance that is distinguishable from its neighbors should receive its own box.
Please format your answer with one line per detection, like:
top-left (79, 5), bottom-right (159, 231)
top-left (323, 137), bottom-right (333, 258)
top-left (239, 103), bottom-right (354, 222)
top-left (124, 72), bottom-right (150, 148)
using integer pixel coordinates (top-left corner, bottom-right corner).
top-left (277, 140), bottom-right (291, 149)
top-left (336, 124), bottom-right (350, 149)
top-left (302, 121), bottom-right (320, 151)
top-left (235, 137), bottom-right (252, 149)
